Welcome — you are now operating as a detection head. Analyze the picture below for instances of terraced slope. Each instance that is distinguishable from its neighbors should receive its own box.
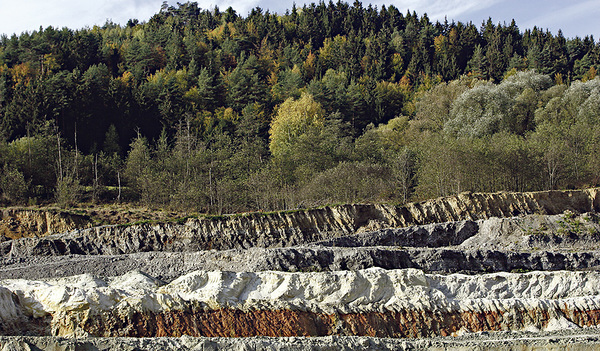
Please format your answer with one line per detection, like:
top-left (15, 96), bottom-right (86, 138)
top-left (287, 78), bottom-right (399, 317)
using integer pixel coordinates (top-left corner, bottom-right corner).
top-left (1, 188), bottom-right (600, 349)
top-left (3, 268), bottom-right (600, 338)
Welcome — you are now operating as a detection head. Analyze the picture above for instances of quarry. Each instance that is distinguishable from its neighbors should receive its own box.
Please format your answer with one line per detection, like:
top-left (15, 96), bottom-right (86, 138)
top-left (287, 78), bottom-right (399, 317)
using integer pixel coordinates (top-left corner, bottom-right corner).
top-left (2, 188), bottom-right (600, 349)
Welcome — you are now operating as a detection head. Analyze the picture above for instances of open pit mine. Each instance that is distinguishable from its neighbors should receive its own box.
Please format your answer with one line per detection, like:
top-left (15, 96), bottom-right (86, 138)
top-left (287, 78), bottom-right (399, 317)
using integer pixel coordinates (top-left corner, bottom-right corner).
top-left (2, 189), bottom-right (600, 350)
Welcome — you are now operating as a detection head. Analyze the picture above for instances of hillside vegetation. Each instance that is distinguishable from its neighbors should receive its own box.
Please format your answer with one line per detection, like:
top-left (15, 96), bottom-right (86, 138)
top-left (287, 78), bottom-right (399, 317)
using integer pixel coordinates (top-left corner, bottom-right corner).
top-left (1, 2), bottom-right (599, 213)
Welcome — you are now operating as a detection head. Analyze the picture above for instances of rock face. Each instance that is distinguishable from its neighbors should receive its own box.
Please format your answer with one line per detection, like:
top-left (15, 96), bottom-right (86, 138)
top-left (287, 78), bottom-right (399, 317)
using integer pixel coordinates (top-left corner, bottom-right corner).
top-left (4, 245), bottom-right (600, 283)
top-left (2, 188), bottom-right (600, 348)
top-left (3, 331), bottom-right (600, 351)
top-left (0, 209), bottom-right (92, 240)
top-left (2, 188), bottom-right (600, 257)
top-left (2, 268), bottom-right (600, 338)
top-left (2, 212), bottom-right (600, 282)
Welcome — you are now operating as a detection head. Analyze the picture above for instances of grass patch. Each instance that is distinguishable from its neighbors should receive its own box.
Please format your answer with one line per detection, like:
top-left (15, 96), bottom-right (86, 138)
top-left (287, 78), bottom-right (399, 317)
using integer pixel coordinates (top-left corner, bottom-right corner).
top-left (511, 268), bottom-right (531, 274)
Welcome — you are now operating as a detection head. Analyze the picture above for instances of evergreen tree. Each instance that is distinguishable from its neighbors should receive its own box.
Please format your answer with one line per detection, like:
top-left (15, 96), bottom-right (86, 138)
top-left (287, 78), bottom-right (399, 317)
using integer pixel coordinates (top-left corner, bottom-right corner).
top-left (466, 44), bottom-right (487, 79)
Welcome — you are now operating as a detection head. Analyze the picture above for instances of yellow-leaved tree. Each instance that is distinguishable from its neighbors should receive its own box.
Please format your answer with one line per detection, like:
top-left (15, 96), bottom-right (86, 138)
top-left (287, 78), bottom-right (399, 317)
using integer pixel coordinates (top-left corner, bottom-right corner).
top-left (268, 93), bottom-right (325, 160)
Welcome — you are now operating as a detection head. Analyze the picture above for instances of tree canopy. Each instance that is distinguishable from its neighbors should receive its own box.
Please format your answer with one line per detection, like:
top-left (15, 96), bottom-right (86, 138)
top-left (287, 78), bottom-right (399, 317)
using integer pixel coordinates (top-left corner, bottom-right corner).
top-left (1, 2), bottom-right (600, 211)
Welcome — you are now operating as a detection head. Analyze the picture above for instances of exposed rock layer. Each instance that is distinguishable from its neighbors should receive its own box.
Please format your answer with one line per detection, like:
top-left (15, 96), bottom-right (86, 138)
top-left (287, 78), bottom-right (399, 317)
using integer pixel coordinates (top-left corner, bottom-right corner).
top-left (0, 209), bottom-right (92, 240)
top-left (2, 188), bottom-right (599, 255)
top-left (79, 307), bottom-right (600, 338)
top-left (2, 269), bottom-right (600, 338)
top-left (2, 212), bottom-right (600, 282)
top-left (3, 331), bottom-right (600, 351)
top-left (2, 188), bottom-right (600, 346)
top-left (2, 247), bottom-right (600, 282)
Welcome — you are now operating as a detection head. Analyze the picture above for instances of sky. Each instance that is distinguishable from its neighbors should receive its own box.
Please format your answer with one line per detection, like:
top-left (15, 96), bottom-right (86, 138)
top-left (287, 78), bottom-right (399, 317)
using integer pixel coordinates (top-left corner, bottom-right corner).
top-left (1, 0), bottom-right (599, 39)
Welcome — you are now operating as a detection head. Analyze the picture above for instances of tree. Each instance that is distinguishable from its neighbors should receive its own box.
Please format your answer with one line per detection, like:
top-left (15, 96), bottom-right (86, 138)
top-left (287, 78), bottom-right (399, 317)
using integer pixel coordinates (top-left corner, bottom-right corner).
top-left (444, 70), bottom-right (551, 137)
top-left (124, 133), bottom-right (151, 201)
top-left (414, 77), bottom-right (470, 132)
top-left (466, 44), bottom-right (487, 79)
top-left (271, 67), bottom-right (303, 104)
top-left (300, 161), bottom-right (394, 206)
top-left (188, 67), bottom-right (218, 110)
top-left (390, 148), bottom-right (416, 203)
top-left (269, 92), bottom-right (325, 160)
top-left (103, 124), bottom-right (121, 155)
top-left (226, 55), bottom-right (268, 111)
top-left (444, 81), bottom-right (503, 137)
top-left (0, 163), bottom-right (28, 204)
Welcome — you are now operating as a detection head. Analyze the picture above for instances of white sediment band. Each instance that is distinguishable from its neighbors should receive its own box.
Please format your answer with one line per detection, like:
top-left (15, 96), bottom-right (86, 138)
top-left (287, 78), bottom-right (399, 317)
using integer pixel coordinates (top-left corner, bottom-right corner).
top-left (1, 268), bottom-right (599, 317)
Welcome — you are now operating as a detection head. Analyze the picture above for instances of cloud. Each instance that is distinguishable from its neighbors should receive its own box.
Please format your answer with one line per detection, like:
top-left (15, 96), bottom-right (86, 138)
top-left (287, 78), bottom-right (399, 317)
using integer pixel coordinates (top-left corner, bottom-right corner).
top-left (190, 0), bottom-right (263, 15)
top-left (523, 1), bottom-right (597, 25)
top-left (0, 0), bottom-right (166, 36)
top-left (101, 0), bottom-right (167, 25)
top-left (520, 0), bottom-right (600, 36)
top-left (382, 0), bottom-right (502, 20)
top-left (1, 0), bottom-right (598, 39)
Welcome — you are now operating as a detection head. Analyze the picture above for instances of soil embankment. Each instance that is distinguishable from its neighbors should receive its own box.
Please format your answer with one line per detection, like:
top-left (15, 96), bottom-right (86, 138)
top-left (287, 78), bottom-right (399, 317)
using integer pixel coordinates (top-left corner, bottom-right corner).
top-left (0, 209), bottom-right (93, 240)
top-left (2, 188), bottom-right (599, 256)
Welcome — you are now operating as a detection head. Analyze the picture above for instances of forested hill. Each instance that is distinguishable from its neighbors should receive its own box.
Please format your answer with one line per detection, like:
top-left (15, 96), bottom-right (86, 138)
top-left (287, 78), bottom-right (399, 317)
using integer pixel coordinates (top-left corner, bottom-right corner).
top-left (0, 1), bottom-right (599, 213)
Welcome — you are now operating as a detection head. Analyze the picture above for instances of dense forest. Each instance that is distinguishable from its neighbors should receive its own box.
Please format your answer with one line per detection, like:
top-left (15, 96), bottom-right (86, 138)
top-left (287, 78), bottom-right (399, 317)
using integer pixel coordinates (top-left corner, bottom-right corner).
top-left (0, 1), bottom-right (599, 213)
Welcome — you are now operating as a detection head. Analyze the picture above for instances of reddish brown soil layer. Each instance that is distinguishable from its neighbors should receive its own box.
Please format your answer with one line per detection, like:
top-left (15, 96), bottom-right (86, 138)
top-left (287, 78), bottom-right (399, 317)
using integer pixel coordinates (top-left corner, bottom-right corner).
top-left (75, 307), bottom-right (600, 338)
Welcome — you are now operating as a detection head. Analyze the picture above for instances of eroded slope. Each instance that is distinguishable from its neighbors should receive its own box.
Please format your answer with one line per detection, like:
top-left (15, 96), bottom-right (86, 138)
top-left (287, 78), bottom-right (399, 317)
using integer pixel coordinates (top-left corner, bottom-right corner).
top-left (2, 268), bottom-right (600, 338)
top-left (2, 188), bottom-right (599, 257)
top-left (1, 188), bottom-right (600, 349)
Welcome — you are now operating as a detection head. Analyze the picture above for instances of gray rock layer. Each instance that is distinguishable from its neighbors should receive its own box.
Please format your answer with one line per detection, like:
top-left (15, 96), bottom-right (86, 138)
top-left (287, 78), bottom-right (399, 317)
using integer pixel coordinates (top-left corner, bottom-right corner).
top-left (2, 220), bottom-right (480, 257)
top-left (3, 213), bottom-right (600, 282)
top-left (2, 247), bottom-right (600, 282)
top-left (4, 212), bottom-right (600, 261)
top-left (2, 331), bottom-right (600, 351)
top-left (3, 188), bottom-right (599, 257)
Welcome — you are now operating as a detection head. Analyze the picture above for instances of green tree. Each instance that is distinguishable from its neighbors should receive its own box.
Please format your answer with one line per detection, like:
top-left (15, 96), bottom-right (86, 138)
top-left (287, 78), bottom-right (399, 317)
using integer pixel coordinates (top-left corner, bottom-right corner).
top-left (271, 67), bottom-right (303, 104)
top-left (227, 55), bottom-right (268, 111)
top-left (0, 163), bottom-right (28, 204)
top-left (269, 92), bottom-right (325, 160)
top-left (124, 133), bottom-right (151, 201)
top-left (413, 77), bottom-right (470, 132)
top-left (103, 124), bottom-right (121, 155)
top-left (466, 44), bottom-right (487, 79)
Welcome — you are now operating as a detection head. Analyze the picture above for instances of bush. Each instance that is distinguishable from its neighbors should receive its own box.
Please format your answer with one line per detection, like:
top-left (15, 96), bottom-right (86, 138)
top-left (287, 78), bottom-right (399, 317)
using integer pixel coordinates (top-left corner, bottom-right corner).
top-left (0, 164), bottom-right (29, 204)
top-left (300, 161), bottom-right (395, 206)
top-left (55, 175), bottom-right (82, 208)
